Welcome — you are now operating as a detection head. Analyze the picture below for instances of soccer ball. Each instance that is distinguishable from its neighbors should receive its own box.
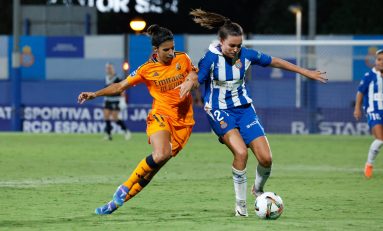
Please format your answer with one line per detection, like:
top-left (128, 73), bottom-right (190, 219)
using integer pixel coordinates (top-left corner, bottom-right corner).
top-left (254, 192), bottom-right (284, 220)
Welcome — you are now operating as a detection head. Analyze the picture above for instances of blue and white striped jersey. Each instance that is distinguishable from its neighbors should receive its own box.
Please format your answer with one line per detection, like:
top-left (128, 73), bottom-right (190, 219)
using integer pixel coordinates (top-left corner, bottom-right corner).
top-left (358, 68), bottom-right (383, 113)
top-left (198, 41), bottom-right (272, 110)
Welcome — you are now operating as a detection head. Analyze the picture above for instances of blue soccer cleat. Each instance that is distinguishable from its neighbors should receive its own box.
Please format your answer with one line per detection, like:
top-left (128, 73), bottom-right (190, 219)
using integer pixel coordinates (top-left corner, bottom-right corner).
top-left (95, 200), bottom-right (119, 215)
top-left (113, 185), bottom-right (130, 206)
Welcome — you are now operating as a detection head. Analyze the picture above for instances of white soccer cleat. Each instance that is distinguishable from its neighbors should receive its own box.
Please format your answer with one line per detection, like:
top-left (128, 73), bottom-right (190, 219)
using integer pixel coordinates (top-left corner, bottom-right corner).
top-left (234, 200), bottom-right (248, 217)
top-left (124, 130), bottom-right (132, 140)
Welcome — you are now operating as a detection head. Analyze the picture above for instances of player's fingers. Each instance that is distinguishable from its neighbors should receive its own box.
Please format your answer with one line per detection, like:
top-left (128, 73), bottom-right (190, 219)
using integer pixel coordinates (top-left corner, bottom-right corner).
top-left (320, 77), bottom-right (328, 83)
top-left (77, 94), bottom-right (83, 103)
top-left (78, 93), bottom-right (88, 104)
top-left (181, 87), bottom-right (191, 98)
top-left (78, 97), bottom-right (85, 104)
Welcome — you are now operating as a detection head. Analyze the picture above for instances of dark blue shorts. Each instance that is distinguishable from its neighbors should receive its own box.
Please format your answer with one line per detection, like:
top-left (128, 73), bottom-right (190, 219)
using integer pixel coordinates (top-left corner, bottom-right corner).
top-left (367, 111), bottom-right (383, 129)
top-left (206, 104), bottom-right (265, 145)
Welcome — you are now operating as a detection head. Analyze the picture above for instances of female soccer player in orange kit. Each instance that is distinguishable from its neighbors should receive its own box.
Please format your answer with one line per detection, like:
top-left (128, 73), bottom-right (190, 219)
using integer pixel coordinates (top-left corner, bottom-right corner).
top-left (78, 24), bottom-right (198, 214)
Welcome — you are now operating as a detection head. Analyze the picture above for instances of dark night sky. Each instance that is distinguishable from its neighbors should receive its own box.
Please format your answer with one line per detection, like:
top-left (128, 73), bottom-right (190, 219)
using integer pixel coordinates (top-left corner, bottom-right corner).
top-left (1, 0), bottom-right (383, 35)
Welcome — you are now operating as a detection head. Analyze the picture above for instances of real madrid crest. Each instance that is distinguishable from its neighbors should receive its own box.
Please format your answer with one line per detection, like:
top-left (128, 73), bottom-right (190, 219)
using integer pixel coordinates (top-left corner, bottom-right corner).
top-left (176, 63), bottom-right (181, 70)
top-left (234, 59), bottom-right (242, 69)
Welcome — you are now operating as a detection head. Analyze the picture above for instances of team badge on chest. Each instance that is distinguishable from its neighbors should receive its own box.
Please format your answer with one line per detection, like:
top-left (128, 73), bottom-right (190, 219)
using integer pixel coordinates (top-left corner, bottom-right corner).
top-left (234, 59), bottom-right (242, 69)
top-left (176, 63), bottom-right (181, 70)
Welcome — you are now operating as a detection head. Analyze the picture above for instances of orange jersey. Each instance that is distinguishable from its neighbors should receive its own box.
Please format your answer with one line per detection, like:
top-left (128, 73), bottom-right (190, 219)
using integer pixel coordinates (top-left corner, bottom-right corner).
top-left (127, 52), bottom-right (197, 126)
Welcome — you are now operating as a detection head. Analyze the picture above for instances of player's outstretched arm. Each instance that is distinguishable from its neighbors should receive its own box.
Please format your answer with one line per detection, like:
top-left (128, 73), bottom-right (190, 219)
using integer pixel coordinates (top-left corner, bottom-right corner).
top-left (77, 79), bottom-right (130, 104)
top-left (270, 57), bottom-right (328, 83)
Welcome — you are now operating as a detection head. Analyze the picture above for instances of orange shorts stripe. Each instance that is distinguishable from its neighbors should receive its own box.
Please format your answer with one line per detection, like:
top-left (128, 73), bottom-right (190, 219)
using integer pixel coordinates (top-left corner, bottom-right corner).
top-left (146, 113), bottom-right (193, 156)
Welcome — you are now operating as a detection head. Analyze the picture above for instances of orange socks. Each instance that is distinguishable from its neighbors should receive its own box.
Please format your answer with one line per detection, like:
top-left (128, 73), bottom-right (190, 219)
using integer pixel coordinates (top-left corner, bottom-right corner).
top-left (122, 155), bottom-right (159, 201)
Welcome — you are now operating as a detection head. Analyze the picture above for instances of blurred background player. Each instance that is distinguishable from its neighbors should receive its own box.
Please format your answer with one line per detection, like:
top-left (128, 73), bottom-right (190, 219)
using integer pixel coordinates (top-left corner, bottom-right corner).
top-left (103, 62), bottom-right (132, 141)
top-left (180, 9), bottom-right (327, 217)
top-left (78, 24), bottom-right (198, 215)
top-left (354, 49), bottom-right (383, 178)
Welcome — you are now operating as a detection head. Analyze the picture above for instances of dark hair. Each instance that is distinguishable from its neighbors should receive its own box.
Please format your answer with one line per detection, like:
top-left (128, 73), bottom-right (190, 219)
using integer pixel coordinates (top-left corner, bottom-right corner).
top-left (190, 9), bottom-right (243, 40)
top-left (146, 24), bottom-right (174, 47)
top-left (376, 49), bottom-right (383, 56)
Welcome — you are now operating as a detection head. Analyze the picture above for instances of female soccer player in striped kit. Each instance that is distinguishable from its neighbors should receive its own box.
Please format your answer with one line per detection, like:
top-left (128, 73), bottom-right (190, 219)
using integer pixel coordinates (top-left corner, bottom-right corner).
top-left (354, 49), bottom-right (383, 178)
top-left (179, 9), bottom-right (327, 217)
top-left (78, 24), bottom-right (198, 215)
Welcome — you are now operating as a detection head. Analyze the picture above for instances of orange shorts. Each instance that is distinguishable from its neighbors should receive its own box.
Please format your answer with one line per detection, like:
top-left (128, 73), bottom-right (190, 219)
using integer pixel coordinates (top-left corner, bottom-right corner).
top-left (146, 113), bottom-right (193, 156)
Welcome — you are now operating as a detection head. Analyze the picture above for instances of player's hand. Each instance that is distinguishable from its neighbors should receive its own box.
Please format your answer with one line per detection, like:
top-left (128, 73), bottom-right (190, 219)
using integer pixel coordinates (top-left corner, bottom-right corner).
top-left (305, 70), bottom-right (328, 83)
top-left (176, 79), bottom-right (194, 98)
top-left (77, 92), bottom-right (96, 104)
top-left (353, 108), bottom-right (362, 121)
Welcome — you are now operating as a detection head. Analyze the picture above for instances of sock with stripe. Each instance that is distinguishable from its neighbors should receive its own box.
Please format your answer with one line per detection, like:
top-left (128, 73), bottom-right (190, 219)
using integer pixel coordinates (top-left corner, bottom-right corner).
top-left (123, 154), bottom-right (158, 188)
top-left (254, 164), bottom-right (271, 193)
top-left (367, 139), bottom-right (383, 165)
top-left (232, 167), bottom-right (247, 202)
top-left (125, 168), bottom-right (160, 201)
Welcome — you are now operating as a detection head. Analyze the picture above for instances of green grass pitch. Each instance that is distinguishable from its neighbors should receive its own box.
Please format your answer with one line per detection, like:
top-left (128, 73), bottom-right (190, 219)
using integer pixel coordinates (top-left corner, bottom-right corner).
top-left (0, 133), bottom-right (382, 230)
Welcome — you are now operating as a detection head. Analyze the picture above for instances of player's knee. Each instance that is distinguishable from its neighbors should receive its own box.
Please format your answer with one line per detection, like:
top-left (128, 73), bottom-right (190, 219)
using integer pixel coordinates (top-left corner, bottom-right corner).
top-left (259, 156), bottom-right (272, 168)
top-left (234, 148), bottom-right (248, 161)
top-left (152, 150), bottom-right (172, 164)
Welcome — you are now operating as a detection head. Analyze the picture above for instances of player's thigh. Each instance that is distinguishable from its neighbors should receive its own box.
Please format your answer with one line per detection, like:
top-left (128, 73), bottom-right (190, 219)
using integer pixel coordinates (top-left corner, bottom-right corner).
top-left (103, 108), bottom-right (111, 118)
top-left (207, 108), bottom-right (247, 156)
top-left (170, 125), bottom-right (193, 156)
top-left (237, 105), bottom-right (265, 145)
top-left (372, 124), bottom-right (383, 140)
top-left (206, 108), bottom-right (236, 138)
top-left (147, 113), bottom-right (172, 162)
top-left (149, 130), bottom-right (172, 163)
top-left (248, 136), bottom-right (272, 167)
top-left (111, 110), bottom-right (120, 120)
top-left (221, 128), bottom-right (248, 158)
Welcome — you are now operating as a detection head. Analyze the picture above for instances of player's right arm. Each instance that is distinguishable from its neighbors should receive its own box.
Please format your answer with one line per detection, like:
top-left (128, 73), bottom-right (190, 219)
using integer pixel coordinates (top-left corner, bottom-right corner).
top-left (353, 73), bottom-right (371, 120)
top-left (197, 52), bottom-right (214, 84)
top-left (353, 92), bottom-right (364, 121)
top-left (78, 79), bottom-right (130, 104)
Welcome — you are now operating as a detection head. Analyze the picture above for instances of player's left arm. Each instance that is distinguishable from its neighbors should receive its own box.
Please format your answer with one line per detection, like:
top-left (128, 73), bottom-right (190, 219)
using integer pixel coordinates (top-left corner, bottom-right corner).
top-left (353, 92), bottom-right (364, 121)
top-left (178, 71), bottom-right (198, 98)
top-left (78, 79), bottom-right (130, 104)
top-left (354, 73), bottom-right (372, 120)
top-left (177, 53), bottom-right (199, 98)
top-left (269, 57), bottom-right (328, 83)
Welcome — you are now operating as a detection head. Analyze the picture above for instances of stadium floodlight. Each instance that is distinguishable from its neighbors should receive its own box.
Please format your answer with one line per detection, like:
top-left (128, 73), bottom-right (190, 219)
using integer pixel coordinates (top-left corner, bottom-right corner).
top-left (122, 60), bottom-right (130, 73)
top-left (130, 19), bottom-right (146, 33)
top-left (289, 4), bottom-right (302, 108)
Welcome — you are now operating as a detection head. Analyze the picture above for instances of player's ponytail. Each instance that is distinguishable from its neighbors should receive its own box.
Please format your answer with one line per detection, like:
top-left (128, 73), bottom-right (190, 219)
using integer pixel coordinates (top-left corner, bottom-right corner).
top-left (146, 24), bottom-right (174, 47)
top-left (190, 9), bottom-right (243, 40)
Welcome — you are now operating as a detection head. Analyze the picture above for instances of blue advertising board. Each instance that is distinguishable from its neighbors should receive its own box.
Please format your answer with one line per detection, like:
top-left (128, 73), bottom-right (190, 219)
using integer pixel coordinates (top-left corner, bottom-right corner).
top-left (46, 37), bottom-right (84, 58)
top-left (0, 104), bottom-right (211, 133)
top-left (0, 104), bottom-right (369, 135)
